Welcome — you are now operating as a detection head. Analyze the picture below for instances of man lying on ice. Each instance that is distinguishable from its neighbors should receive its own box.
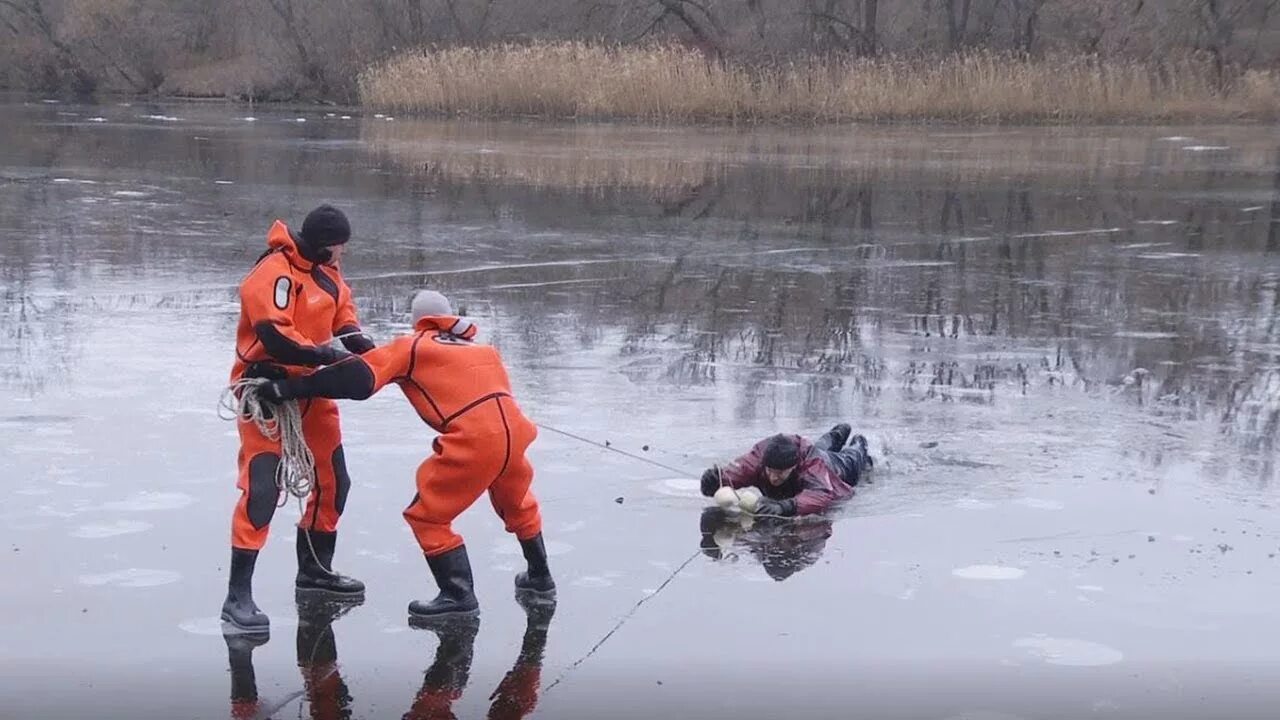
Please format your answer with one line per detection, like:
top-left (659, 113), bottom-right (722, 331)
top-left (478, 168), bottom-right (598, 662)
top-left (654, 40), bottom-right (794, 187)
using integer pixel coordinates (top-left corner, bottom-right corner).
top-left (700, 424), bottom-right (874, 517)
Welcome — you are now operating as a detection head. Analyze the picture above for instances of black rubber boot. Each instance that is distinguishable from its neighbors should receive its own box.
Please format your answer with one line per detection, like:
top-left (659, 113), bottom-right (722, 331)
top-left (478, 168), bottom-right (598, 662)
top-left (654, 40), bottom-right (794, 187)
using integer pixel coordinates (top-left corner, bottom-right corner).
top-left (295, 527), bottom-right (365, 597)
top-left (409, 615), bottom-right (480, 706)
top-left (825, 423), bottom-right (853, 452)
top-left (489, 594), bottom-right (555, 717)
top-left (852, 434), bottom-right (873, 471)
top-left (408, 545), bottom-right (480, 620)
top-left (221, 548), bottom-right (270, 632)
top-left (295, 596), bottom-right (356, 717)
top-left (296, 596), bottom-right (359, 666)
top-left (515, 585), bottom-right (557, 632)
top-left (223, 627), bottom-right (268, 714)
top-left (514, 534), bottom-right (556, 595)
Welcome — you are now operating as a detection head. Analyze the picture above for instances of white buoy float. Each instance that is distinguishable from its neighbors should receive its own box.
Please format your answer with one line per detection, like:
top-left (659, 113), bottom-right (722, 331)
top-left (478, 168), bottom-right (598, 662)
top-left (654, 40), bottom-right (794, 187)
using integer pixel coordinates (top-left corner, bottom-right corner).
top-left (713, 486), bottom-right (739, 509)
top-left (712, 485), bottom-right (766, 513)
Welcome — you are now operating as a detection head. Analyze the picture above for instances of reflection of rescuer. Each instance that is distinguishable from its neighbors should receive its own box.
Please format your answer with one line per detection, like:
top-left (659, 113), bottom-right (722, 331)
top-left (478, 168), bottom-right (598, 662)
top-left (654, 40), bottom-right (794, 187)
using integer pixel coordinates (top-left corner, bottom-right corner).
top-left (404, 594), bottom-right (555, 720)
top-left (256, 289), bottom-right (555, 619)
top-left (700, 424), bottom-right (874, 517)
top-left (295, 598), bottom-right (357, 720)
top-left (222, 205), bottom-right (374, 632)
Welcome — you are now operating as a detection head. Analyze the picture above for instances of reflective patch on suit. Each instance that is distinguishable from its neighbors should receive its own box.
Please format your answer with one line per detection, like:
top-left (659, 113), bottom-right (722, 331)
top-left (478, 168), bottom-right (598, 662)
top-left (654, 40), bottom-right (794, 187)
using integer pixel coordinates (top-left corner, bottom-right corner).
top-left (333, 445), bottom-right (350, 515)
top-left (247, 453), bottom-right (281, 529)
top-left (431, 332), bottom-right (472, 346)
top-left (273, 276), bottom-right (291, 310)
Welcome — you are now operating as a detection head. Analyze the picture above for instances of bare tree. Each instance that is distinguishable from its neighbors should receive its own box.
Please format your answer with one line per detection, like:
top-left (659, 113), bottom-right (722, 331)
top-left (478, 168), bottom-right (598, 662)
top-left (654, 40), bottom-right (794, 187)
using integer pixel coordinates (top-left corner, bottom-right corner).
top-left (946, 0), bottom-right (972, 51)
top-left (265, 0), bottom-right (323, 88)
top-left (0, 0), bottom-right (94, 91)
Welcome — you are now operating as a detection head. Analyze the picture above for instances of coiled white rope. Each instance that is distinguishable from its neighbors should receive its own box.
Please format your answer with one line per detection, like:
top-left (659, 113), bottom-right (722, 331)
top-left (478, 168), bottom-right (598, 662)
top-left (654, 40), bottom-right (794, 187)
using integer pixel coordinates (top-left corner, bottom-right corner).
top-left (218, 377), bottom-right (338, 578)
top-left (218, 377), bottom-right (315, 508)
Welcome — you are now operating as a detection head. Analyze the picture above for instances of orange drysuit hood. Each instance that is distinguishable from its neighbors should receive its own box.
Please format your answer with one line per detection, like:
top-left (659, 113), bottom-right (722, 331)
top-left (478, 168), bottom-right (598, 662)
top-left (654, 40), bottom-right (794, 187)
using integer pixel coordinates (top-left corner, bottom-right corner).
top-left (415, 315), bottom-right (478, 340)
top-left (266, 220), bottom-right (315, 270)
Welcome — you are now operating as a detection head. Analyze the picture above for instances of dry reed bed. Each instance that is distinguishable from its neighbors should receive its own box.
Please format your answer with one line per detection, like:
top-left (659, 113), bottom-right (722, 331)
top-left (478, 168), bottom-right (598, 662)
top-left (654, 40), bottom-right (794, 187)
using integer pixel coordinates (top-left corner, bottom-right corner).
top-left (359, 42), bottom-right (1280, 124)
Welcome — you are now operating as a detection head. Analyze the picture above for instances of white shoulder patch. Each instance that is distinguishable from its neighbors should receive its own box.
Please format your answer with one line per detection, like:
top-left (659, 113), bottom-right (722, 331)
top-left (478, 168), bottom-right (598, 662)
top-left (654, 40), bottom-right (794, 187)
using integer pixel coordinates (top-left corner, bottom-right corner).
top-left (273, 276), bottom-right (292, 310)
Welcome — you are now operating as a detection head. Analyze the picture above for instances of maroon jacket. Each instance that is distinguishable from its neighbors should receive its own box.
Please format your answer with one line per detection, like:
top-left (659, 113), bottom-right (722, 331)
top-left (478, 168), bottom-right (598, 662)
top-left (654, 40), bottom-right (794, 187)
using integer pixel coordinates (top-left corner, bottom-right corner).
top-left (718, 434), bottom-right (854, 515)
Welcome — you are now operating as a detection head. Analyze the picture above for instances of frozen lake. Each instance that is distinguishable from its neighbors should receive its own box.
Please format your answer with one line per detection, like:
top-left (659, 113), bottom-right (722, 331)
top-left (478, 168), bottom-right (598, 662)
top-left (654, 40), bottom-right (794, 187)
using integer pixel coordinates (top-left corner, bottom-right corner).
top-left (2, 98), bottom-right (1280, 718)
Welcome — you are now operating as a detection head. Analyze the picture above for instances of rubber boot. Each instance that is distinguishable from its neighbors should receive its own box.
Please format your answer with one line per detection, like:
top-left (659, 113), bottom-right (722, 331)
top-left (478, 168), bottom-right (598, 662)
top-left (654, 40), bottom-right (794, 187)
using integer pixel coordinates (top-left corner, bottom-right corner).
top-left (852, 434), bottom-right (873, 472)
top-left (295, 597), bottom-right (356, 719)
top-left (223, 628), bottom-right (268, 720)
top-left (489, 594), bottom-right (555, 718)
top-left (827, 423), bottom-right (853, 451)
top-left (221, 548), bottom-right (270, 632)
top-left (408, 545), bottom-right (479, 620)
top-left (407, 615), bottom-right (480, 714)
top-left (516, 585), bottom-right (557, 632)
top-left (296, 596), bottom-right (360, 666)
top-left (295, 527), bottom-right (365, 597)
top-left (514, 533), bottom-right (556, 595)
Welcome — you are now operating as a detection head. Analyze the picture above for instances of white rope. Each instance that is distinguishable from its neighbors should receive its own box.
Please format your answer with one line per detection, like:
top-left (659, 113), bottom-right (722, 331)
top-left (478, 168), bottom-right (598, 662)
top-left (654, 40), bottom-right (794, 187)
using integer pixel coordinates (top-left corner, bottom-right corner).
top-left (219, 377), bottom-right (315, 507)
top-left (219, 377), bottom-right (342, 578)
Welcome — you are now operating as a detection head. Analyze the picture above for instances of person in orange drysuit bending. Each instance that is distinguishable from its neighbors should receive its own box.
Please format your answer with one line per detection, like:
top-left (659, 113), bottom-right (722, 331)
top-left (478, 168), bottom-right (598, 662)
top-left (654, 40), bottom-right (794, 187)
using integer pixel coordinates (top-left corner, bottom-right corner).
top-left (258, 289), bottom-right (554, 619)
top-left (223, 205), bottom-right (373, 633)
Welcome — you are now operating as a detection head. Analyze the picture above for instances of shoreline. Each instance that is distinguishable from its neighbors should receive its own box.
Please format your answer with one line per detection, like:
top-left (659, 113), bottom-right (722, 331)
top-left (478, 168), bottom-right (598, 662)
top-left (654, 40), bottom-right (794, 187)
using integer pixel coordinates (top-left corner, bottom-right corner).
top-left (15, 89), bottom-right (1279, 129)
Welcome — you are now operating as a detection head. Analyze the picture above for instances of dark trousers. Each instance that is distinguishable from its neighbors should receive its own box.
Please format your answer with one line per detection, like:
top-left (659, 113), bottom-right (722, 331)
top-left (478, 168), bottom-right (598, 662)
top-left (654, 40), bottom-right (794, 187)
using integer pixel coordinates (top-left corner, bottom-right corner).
top-left (814, 427), bottom-right (867, 487)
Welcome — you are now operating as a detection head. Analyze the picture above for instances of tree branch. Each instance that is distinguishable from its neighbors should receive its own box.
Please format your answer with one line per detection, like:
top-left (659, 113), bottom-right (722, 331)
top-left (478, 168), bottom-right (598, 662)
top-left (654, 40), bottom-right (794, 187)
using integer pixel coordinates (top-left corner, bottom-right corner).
top-left (443, 0), bottom-right (470, 39)
top-left (679, 0), bottom-right (726, 36)
top-left (658, 0), bottom-right (720, 50)
top-left (804, 9), bottom-right (867, 43)
top-left (475, 0), bottom-right (494, 39)
top-left (629, 8), bottom-right (670, 41)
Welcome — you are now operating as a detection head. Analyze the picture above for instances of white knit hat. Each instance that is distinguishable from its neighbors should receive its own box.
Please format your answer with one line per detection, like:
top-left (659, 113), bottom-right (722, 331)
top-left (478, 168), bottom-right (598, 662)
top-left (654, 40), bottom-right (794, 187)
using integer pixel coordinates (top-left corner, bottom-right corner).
top-left (410, 290), bottom-right (452, 323)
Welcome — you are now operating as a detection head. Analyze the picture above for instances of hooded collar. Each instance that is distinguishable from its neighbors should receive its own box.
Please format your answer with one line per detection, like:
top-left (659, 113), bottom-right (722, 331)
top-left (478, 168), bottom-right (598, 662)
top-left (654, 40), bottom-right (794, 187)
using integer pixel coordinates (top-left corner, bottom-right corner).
top-left (415, 315), bottom-right (478, 340)
top-left (266, 220), bottom-right (315, 271)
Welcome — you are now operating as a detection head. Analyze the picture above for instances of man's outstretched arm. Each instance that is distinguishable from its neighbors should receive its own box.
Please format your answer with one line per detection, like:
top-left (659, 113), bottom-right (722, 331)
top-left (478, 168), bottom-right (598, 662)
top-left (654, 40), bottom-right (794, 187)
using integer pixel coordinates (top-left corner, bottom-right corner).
top-left (260, 338), bottom-right (412, 402)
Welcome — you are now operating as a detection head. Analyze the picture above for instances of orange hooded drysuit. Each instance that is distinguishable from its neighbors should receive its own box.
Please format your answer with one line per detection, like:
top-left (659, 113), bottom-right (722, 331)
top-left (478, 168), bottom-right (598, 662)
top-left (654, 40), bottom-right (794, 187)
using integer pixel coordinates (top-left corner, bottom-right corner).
top-left (229, 220), bottom-right (372, 550)
top-left (270, 314), bottom-right (542, 557)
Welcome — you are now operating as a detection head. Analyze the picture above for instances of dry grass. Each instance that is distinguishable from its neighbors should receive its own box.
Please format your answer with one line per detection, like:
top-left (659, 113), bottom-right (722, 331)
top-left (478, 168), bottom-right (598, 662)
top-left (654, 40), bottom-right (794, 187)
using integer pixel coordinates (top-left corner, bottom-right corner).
top-left (358, 42), bottom-right (1280, 125)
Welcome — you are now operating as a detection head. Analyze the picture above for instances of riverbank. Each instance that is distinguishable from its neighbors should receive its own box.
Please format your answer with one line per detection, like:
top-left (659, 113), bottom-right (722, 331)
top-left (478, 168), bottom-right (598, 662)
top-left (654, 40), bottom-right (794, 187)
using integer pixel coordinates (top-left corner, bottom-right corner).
top-left (359, 42), bottom-right (1280, 125)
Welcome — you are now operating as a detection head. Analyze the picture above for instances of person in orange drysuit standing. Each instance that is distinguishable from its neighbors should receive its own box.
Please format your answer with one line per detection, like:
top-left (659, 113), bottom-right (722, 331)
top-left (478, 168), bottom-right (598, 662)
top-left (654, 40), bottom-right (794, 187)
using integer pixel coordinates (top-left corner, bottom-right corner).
top-left (222, 205), bottom-right (374, 632)
top-left (257, 289), bottom-right (553, 619)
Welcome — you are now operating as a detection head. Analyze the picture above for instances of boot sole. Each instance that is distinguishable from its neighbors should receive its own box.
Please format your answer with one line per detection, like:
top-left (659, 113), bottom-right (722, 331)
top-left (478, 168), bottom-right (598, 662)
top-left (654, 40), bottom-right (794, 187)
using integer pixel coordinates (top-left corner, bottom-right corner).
top-left (515, 584), bottom-right (557, 597)
top-left (295, 584), bottom-right (366, 598)
top-left (407, 607), bottom-right (480, 625)
top-left (220, 611), bottom-right (270, 634)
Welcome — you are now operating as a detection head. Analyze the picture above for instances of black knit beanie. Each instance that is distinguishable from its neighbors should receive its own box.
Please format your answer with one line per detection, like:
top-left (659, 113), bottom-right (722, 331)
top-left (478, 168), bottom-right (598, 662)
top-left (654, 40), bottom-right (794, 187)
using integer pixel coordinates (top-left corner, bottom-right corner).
top-left (300, 204), bottom-right (351, 249)
top-left (762, 434), bottom-right (800, 469)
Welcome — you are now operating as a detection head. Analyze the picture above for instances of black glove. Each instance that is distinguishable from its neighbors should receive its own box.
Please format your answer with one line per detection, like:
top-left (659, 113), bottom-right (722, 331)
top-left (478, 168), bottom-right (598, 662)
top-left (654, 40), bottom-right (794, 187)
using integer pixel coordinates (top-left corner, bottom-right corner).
top-left (700, 467), bottom-right (721, 497)
top-left (243, 362), bottom-right (288, 381)
top-left (256, 380), bottom-right (290, 405)
top-left (336, 325), bottom-right (376, 355)
top-left (317, 345), bottom-right (352, 366)
top-left (754, 498), bottom-right (796, 517)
